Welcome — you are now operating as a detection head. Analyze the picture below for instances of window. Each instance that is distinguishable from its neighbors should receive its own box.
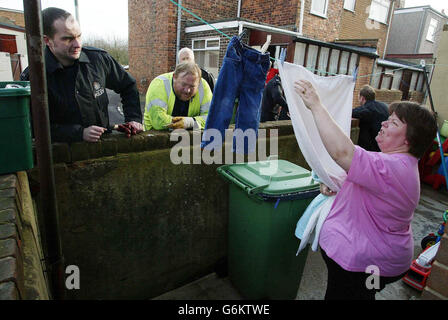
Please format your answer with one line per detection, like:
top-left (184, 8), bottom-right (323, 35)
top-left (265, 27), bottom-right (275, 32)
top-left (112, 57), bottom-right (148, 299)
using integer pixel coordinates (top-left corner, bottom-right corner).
top-left (368, 0), bottom-right (390, 24)
top-left (344, 0), bottom-right (356, 11)
top-left (426, 18), bottom-right (438, 42)
top-left (192, 38), bottom-right (220, 78)
top-left (311, 0), bottom-right (328, 17)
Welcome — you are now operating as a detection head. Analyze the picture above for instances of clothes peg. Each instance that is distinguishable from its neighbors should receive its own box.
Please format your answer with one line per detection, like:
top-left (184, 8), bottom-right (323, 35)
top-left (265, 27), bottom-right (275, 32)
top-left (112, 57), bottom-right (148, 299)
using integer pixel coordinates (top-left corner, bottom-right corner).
top-left (352, 66), bottom-right (358, 82)
top-left (261, 35), bottom-right (271, 54)
top-left (279, 48), bottom-right (287, 65)
top-left (238, 29), bottom-right (248, 41)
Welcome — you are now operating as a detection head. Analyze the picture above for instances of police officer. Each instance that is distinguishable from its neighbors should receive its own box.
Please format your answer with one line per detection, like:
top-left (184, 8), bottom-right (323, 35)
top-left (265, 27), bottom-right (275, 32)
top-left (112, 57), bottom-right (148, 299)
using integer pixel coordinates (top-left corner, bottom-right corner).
top-left (352, 85), bottom-right (389, 152)
top-left (21, 7), bottom-right (143, 143)
top-left (260, 74), bottom-right (289, 122)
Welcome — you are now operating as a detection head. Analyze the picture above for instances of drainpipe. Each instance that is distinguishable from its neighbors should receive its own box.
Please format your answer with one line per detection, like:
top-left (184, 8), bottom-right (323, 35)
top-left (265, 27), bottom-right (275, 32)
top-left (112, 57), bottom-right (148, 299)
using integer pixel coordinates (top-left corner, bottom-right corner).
top-left (299, 0), bottom-right (305, 35)
top-left (176, 0), bottom-right (182, 64)
top-left (237, 0), bottom-right (241, 18)
top-left (23, 0), bottom-right (65, 300)
top-left (74, 0), bottom-right (80, 25)
top-left (237, 0), bottom-right (243, 35)
top-left (382, 0), bottom-right (395, 59)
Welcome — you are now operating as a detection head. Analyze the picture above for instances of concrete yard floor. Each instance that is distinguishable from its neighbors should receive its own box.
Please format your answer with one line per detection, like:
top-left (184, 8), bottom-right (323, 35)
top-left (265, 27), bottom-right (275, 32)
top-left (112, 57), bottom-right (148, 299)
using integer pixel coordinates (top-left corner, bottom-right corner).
top-left (153, 183), bottom-right (448, 300)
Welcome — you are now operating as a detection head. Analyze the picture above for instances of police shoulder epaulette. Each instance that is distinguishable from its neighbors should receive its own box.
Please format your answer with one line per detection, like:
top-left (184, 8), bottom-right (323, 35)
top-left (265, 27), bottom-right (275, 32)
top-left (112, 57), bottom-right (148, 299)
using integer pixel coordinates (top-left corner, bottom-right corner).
top-left (82, 46), bottom-right (107, 53)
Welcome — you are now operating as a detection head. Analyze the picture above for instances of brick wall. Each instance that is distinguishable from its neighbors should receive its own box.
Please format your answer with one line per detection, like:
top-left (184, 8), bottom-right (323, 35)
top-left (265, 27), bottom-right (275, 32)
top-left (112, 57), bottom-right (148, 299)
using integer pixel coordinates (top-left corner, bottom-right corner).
top-left (0, 172), bottom-right (49, 300)
top-left (182, 0), bottom-right (237, 23)
top-left (0, 9), bottom-right (25, 28)
top-left (297, 0), bottom-right (344, 42)
top-left (129, 0), bottom-right (178, 93)
top-left (422, 234), bottom-right (448, 300)
top-left (409, 90), bottom-right (424, 104)
top-left (241, 0), bottom-right (299, 28)
top-left (338, 0), bottom-right (390, 57)
top-left (351, 55), bottom-right (374, 107)
top-left (375, 88), bottom-right (403, 104)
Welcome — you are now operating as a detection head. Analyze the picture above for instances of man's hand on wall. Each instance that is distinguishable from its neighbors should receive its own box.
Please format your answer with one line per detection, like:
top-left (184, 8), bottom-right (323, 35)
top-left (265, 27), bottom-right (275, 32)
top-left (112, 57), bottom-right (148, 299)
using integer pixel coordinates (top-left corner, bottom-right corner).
top-left (167, 117), bottom-right (195, 129)
top-left (128, 121), bottom-right (143, 134)
top-left (83, 126), bottom-right (107, 142)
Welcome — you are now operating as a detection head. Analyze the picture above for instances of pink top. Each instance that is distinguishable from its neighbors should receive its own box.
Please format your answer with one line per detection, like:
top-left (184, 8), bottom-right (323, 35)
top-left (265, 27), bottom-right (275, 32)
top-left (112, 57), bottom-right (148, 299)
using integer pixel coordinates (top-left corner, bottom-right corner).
top-left (319, 146), bottom-right (420, 276)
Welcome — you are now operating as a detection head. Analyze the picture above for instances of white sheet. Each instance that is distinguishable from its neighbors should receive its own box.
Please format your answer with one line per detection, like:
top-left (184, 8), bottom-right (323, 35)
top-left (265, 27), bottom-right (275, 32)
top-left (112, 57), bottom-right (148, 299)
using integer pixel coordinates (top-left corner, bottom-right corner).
top-left (278, 63), bottom-right (355, 253)
top-left (278, 63), bottom-right (355, 191)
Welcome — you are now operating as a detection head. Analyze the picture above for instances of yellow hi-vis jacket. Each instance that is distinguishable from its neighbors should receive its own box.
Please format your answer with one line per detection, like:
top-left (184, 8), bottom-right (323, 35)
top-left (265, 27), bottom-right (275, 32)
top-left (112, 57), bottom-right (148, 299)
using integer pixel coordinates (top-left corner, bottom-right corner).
top-left (143, 72), bottom-right (212, 130)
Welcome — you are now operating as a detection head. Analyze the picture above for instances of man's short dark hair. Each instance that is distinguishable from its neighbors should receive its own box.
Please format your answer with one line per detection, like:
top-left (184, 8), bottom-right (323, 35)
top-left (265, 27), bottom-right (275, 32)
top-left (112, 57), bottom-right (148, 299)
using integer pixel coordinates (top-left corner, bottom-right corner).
top-left (389, 101), bottom-right (437, 158)
top-left (42, 7), bottom-right (72, 38)
top-left (359, 85), bottom-right (376, 101)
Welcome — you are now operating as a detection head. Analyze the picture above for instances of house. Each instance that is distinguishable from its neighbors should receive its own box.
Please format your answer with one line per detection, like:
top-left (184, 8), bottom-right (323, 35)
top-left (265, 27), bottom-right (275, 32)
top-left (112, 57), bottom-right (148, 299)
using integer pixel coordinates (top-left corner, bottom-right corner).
top-left (129, 0), bottom-right (424, 105)
top-left (383, 5), bottom-right (448, 101)
top-left (386, 5), bottom-right (448, 64)
top-left (0, 8), bottom-right (27, 81)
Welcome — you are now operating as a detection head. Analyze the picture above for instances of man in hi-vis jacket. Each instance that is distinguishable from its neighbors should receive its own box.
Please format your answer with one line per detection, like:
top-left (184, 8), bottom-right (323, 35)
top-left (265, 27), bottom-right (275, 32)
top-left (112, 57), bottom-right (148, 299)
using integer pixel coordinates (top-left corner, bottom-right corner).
top-left (144, 62), bottom-right (212, 130)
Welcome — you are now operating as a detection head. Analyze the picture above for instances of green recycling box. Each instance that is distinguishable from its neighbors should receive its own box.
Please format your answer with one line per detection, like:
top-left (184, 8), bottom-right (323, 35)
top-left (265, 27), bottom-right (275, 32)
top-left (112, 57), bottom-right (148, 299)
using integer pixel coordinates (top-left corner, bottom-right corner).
top-left (217, 160), bottom-right (320, 300)
top-left (0, 81), bottom-right (33, 175)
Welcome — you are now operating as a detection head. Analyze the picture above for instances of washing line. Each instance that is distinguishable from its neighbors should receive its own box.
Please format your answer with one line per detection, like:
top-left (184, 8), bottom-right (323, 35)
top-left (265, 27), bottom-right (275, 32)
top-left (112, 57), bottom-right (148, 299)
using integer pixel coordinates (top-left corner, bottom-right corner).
top-left (166, 0), bottom-right (438, 81)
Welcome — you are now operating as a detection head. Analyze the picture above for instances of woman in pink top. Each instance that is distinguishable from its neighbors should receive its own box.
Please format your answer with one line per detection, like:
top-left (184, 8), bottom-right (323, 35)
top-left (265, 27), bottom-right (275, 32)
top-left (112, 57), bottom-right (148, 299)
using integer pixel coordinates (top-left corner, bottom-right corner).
top-left (294, 80), bottom-right (437, 300)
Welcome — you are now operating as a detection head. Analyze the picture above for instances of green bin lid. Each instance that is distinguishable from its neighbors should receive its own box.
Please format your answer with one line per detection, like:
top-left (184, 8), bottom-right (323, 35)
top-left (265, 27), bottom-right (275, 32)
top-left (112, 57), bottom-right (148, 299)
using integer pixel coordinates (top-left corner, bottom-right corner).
top-left (219, 160), bottom-right (319, 196)
top-left (0, 82), bottom-right (31, 97)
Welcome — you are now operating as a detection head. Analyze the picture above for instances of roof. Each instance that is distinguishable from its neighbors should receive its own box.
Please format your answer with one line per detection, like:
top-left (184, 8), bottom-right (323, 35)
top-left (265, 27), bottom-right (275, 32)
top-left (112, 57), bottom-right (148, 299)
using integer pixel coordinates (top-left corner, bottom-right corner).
top-left (377, 58), bottom-right (424, 72)
top-left (0, 21), bottom-right (25, 32)
top-left (0, 7), bottom-right (23, 14)
top-left (394, 5), bottom-right (448, 19)
top-left (293, 37), bottom-right (379, 58)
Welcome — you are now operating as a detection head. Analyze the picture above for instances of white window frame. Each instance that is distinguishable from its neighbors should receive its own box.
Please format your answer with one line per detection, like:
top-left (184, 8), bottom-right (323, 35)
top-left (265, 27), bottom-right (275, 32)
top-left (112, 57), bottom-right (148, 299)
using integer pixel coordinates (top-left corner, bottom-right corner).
top-left (310, 0), bottom-right (329, 18)
top-left (191, 37), bottom-right (220, 78)
top-left (368, 0), bottom-right (390, 24)
top-left (426, 18), bottom-right (438, 42)
top-left (192, 37), bottom-right (220, 51)
top-left (343, 0), bottom-right (356, 12)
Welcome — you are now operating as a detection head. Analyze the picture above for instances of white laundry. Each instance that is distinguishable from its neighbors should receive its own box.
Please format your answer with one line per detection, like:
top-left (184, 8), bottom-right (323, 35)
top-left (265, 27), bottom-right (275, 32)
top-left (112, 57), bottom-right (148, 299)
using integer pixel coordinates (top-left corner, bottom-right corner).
top-left (278, 63), bottom-right (355, 253)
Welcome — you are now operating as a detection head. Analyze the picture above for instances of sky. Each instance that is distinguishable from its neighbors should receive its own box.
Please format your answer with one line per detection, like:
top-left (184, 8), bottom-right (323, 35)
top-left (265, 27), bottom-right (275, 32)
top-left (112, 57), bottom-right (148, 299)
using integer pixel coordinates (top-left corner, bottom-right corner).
top-left (404, 0), bottom-right (448, 12)
top-left (0, 0), bottom-right (128, 40)
top-left (0, 0), bottom-right (448, 41)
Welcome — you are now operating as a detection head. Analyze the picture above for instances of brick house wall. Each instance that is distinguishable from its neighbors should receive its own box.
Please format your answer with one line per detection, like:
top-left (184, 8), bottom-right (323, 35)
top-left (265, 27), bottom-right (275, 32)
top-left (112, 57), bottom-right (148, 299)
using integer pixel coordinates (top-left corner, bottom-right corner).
top-left (338, 0), bottom-right (391, 58)
top-left (352, 55), bottom-right (374, 106)
top-left (0, 9), bottom-right (25, 28)
top-left (300, 0), bottom-right (344, 42)
top-left (182, 0), bottom-right (237, 23)
top-left (240, 0), bottom-right (299, 28)
top-left (129, 0), bottom-right (178, 93)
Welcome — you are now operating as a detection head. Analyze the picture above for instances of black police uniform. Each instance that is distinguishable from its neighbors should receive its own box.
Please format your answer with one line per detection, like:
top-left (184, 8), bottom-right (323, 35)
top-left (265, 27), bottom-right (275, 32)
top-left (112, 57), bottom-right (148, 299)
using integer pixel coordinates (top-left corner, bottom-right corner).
top-left (21, 46), bottom-right (142, 143)
top-left (260, 74), bottom-right (289, 122)
top-left (352, 99), bottom-right (389, 152)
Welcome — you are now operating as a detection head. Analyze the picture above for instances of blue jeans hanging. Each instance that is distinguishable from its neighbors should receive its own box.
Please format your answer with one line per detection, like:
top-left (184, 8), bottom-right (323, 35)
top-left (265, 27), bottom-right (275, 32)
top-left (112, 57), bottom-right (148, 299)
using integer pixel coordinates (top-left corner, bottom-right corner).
top-left (201, 36), bottom-right (270, 154)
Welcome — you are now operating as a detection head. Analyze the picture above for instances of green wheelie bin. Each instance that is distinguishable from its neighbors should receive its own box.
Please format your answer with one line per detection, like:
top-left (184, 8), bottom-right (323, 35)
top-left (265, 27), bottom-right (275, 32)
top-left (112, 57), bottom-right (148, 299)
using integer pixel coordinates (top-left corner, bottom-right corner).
top-left (0, 81), bottom-right (33, 175)
top-left (217, 159), bottom-right (319, 300)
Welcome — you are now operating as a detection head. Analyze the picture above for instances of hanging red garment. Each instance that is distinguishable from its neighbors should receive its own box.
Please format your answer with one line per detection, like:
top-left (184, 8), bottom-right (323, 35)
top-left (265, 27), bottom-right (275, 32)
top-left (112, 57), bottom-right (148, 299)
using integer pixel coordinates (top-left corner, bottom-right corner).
top-left (265, 68), bottom-right (279, 85)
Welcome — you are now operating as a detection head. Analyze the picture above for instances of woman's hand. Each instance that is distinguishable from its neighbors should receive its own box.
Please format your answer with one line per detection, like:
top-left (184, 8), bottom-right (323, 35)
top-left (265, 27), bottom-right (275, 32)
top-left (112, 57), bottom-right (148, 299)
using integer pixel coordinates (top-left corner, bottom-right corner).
top-left (294, 80), bottom-right (322, 111)
top-left (320, 183), bottom-right (337, 196)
